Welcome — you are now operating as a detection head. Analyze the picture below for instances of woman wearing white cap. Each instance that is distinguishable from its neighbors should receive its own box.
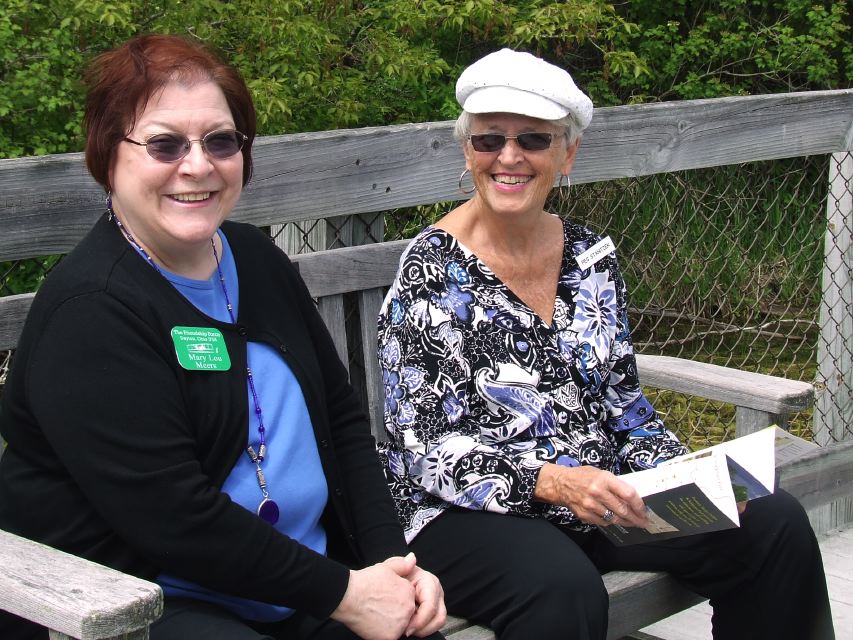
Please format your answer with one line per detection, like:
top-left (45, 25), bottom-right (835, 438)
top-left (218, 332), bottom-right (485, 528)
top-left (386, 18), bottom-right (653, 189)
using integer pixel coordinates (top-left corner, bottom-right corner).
top-left (376, 49), bottom-right (833, 639)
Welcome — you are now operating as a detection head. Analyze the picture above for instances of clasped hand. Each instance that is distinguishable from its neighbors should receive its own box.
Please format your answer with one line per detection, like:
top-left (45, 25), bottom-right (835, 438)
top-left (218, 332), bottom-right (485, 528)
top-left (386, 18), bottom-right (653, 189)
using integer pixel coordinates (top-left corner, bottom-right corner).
top-left (535, 463), bottom-right (649, 528)
top-left (331, 552), bottom-right (446, 640)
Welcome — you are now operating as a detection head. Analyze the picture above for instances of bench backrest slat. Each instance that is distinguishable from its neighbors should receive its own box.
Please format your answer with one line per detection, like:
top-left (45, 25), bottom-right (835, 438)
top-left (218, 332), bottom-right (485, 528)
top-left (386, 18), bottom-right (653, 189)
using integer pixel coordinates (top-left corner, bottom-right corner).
top-left (317, 294), bottom-right (349, 367)
top-left (358, 287), bottom-right (388, 441)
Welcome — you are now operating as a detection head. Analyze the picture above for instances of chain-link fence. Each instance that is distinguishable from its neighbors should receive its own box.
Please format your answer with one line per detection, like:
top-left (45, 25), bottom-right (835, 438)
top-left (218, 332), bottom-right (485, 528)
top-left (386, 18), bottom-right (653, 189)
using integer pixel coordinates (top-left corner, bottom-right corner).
top-left (2, 153), bottom-right (851, 451)
top-left (268, 153), bottom-right (853, 450)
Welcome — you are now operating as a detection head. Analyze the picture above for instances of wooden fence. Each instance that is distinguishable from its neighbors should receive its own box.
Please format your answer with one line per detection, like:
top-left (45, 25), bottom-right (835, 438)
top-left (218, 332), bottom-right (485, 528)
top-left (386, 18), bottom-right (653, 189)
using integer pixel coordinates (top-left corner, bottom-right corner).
top-left (2, 90), bottom-right (852, 532)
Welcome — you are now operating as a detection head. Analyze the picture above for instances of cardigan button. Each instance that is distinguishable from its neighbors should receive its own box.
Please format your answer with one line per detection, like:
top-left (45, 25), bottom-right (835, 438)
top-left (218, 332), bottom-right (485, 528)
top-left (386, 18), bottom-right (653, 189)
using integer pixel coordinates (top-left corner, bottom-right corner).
top-left (237, 325), bottom-right (248, 336)
top-left (334, 488), bottom-right (343, 496)
top-left (319, 439), bottom-right (329, 448)
top-left (279, 344), bottom-right (288, 353)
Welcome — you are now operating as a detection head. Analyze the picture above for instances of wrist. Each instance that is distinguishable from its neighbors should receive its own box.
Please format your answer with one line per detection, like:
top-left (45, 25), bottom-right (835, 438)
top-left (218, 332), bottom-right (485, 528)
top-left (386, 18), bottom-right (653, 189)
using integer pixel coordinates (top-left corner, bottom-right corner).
top-left (534, 462), bottom-right (562, 504)
top-left (330, 570), bottom-right (357, 624)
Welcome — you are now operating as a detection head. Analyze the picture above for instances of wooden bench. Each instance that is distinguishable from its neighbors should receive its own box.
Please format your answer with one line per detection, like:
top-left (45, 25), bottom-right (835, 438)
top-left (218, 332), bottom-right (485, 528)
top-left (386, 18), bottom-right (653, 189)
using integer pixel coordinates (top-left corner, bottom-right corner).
top-left (2, 239), bottom-right (852, 639)
top-left (2, 89), bottom-right (852, 638)
top-left (292, 240), bottom-right (853, 640)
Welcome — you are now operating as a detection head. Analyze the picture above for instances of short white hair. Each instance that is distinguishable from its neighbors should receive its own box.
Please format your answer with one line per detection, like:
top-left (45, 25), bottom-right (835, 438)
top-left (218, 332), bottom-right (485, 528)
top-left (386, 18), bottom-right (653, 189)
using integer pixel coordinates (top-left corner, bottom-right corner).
top-left (453, 110), bottom-right (582, 146)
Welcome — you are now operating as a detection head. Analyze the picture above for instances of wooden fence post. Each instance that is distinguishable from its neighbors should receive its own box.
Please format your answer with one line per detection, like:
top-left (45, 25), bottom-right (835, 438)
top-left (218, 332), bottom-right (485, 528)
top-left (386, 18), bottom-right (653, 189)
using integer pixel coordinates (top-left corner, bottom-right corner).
top-left (272, 219), bottom-right (328, 254)
top-left (813, 151), bottom-right (853, 533)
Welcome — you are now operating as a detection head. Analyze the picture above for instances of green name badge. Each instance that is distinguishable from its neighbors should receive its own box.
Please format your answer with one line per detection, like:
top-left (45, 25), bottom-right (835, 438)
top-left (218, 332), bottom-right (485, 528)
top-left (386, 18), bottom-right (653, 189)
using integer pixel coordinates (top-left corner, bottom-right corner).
top-left (171, 326), bottom-right (231, 371)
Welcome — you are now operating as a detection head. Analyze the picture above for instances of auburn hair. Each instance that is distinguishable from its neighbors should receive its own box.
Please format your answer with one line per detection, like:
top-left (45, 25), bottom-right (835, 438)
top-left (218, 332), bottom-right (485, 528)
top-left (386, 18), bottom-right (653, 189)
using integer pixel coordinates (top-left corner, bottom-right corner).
top-left (84, 34), bottom-right (256, 190)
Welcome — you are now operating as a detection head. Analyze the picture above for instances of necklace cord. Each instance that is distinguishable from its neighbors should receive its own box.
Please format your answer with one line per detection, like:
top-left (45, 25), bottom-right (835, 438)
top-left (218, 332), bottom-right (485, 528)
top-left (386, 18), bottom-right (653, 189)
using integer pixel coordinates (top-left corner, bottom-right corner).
top-left (110, 209), bottom-right (280, 524)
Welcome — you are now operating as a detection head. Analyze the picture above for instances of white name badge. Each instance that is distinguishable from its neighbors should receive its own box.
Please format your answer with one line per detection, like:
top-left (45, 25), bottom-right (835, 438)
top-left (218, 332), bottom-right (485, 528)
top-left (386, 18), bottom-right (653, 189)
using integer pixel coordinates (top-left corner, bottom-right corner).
top-left (576, 236), bottom-right (615, 270)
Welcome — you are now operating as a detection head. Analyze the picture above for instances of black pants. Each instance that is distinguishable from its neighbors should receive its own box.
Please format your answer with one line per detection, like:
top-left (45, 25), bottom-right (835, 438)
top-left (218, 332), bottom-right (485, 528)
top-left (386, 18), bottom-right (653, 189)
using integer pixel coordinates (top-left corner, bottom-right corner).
top-left (411, 490), bottom-right (834, 640)
top-left (149, 599), bottom-right (447, 640)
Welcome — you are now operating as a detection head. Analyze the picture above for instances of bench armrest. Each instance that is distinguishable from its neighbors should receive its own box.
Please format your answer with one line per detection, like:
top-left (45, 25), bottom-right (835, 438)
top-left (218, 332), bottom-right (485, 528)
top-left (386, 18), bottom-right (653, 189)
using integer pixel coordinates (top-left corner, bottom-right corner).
top-left (778, 439), bottom-right (853, 509)
top-left (636, 353), bottom-right (814, 415)
top-left (0, 529), bottom-right (162, 640)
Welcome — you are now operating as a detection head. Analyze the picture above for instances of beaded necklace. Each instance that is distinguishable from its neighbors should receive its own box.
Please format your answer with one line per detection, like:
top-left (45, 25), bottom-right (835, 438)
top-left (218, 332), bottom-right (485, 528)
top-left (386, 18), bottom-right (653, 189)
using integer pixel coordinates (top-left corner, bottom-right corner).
top-left (109, 208), bottom-right (280, 525)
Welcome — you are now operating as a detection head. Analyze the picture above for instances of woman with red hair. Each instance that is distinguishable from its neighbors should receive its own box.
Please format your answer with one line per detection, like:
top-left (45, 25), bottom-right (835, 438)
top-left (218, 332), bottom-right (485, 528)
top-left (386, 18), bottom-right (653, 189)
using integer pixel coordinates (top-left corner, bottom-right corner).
top-left (0, 34), bottom-right (444, 640)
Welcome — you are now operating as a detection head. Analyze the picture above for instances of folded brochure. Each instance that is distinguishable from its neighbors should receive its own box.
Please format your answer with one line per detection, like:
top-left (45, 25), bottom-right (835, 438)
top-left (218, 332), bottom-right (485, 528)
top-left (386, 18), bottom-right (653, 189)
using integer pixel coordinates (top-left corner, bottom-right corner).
top-left (599, 426), bottom-right (817, 545)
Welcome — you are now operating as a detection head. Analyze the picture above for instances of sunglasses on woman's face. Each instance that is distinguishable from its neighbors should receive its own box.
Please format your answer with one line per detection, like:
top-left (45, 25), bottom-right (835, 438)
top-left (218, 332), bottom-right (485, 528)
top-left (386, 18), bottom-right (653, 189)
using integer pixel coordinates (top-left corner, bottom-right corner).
top-left (467, 132), bottom-right (554, 153)
top-left (123, 129), bottom-right (247, 162)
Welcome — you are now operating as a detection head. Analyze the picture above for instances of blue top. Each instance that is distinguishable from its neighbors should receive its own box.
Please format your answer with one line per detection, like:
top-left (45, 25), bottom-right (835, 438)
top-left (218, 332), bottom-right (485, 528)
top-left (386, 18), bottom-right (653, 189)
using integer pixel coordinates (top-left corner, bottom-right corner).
top-left (377, 221), bottom-right (688, 542)
top-left (156, 231), bottom-right (328, 621)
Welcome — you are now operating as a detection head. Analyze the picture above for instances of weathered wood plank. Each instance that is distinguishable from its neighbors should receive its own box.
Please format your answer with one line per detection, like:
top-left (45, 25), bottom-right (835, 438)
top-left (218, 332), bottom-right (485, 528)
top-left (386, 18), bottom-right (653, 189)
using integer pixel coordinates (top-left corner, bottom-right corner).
top-left (604, 571), bottom-right (705, 640)
top-left (292, 240), bottom-right (408, 298)
top-left (445, 625), bottom-right (495, 640)
top-left (359, 287), bottom-right (387, 442)
top-left (441, 616), bottom-right (474, 635)
top-left (735, 407), bottom-right (786, 437)
top-left (0, 240), bottom-right (405, 351)
top-left (778, 439), bottom-right (853, 510)
top-left (440, 571), bottom-right (705, 640)
top-left (49, 630), bottom-right (149, 640)
top-left (636, 353), bottom-right (814, 415)
top-left (0, 529), bottom-right (162, 640)
top-left (316, 294), bottom-right (348, 369)
top-left (0, 292), bottom-right (32, 351)
top-left (816, 152), bottom-right (853, 446)
top-left (2, 90), bottom-right (851, 261)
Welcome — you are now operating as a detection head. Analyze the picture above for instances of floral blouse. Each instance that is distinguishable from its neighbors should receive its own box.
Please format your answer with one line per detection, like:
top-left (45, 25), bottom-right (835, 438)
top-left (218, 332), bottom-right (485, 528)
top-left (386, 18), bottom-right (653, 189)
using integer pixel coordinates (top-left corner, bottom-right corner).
top-left (377, 219), bottom-right (687, 542)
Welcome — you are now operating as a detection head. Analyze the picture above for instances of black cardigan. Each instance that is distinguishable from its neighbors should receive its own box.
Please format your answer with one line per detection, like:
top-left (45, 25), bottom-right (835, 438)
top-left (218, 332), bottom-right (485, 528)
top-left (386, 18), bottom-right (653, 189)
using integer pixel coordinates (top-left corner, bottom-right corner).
top-left (0, 215), bottom-right (408, 621)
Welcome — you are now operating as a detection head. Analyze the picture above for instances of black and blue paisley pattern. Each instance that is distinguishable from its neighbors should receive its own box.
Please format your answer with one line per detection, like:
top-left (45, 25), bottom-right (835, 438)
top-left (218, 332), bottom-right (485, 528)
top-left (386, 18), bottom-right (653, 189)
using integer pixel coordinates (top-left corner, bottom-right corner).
top-left (378, 219), bottom-right (687, 542)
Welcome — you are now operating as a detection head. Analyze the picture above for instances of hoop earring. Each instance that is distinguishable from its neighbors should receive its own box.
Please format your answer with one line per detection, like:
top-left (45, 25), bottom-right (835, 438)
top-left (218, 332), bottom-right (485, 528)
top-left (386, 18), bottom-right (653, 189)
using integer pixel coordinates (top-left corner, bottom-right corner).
top-left (458, 169), bottom-right (476, 195)
top-left (558, 173), bottom-right (571, 206)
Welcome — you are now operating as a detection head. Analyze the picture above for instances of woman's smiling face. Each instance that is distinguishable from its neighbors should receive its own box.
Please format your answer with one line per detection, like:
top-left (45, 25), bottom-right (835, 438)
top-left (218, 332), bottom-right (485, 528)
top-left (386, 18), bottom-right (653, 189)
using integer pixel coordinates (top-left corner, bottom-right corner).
top-left (109, 80), bottom-right (243, 263)
top-left (463, 112), bottom-right (578, 219)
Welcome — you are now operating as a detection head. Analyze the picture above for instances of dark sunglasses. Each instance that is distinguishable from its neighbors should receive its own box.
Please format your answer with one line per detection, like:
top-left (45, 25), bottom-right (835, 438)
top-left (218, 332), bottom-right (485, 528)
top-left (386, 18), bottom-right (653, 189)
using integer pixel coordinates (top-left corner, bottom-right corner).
top-left (468, 132), bottom-right (554, 153)
top-left (123, 129), bottom-right (248, 162)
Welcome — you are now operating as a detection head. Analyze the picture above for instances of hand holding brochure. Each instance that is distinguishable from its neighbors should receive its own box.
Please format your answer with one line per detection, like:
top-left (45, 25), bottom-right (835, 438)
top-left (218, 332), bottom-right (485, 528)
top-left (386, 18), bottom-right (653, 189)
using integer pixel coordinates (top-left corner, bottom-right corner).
top-left (599, 426), bottom-right (817, 546)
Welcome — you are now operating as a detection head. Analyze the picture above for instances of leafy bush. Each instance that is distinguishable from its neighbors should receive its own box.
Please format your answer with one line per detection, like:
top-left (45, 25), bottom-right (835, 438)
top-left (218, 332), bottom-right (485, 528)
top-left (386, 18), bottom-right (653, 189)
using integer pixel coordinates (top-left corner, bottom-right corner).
top-left (7, 1), bottom-right (847, 161)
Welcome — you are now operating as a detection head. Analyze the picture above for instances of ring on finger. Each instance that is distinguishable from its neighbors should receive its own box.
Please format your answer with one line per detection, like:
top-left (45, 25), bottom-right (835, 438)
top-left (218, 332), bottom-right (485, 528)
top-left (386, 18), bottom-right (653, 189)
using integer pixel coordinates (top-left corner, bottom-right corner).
top-left (602, 509), bottom-right (615, 522)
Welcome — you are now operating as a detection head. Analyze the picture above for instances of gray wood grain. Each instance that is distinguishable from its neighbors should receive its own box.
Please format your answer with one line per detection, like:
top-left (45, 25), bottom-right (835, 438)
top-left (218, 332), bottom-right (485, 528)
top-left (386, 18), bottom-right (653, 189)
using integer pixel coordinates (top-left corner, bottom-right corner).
top-left (636, 353), bottom-right (814, 414)
top-left (441, 570), bottom-right (705, 640)
top-left (2, 90), bottom-right (851, 261)
top-left (778, 439), bottom-right (853, 510)
top-left (0, 529), bottom-right (162, 640)
top-left (735, 407), bottom-right (785, 438)
top-left (441, 616), bottom-right (474, 635)
top-left (604, 571), bottom-right (705, 640)
top-left (293, 240), bottom-right (409, 298)
top-left (358, 287), bottom-right (387, 442)
top-left (49, 631), bottom-right (149, 640)
top-left (317, 294), bottom-right (348, 369)
top-left (445, 625), bottom-right (495, 640)
top-left (0, 292), bottom-right (32, 350)
top-left (816, 152), bottom-right (853, 446)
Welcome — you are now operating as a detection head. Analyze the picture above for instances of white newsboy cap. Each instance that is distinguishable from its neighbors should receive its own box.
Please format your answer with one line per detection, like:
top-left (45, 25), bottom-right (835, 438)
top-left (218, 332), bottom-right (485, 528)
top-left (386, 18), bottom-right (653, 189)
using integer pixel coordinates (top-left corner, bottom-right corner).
top-left (456, 48), bottom-right (593, 130)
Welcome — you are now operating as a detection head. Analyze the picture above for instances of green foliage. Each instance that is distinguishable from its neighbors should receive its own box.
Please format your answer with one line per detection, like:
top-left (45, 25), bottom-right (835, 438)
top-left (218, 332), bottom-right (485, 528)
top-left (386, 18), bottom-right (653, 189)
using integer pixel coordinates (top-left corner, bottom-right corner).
top-left (0, 0), bottom-right (653, 157)
top-left (2, 1), bottom-right (848, 159)
top-left (0, 256), bottom-right (61, 295)
top-left (611, 0), bottom-right (852, 102)
top-left (1, 0), bottom-right (849, 309)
